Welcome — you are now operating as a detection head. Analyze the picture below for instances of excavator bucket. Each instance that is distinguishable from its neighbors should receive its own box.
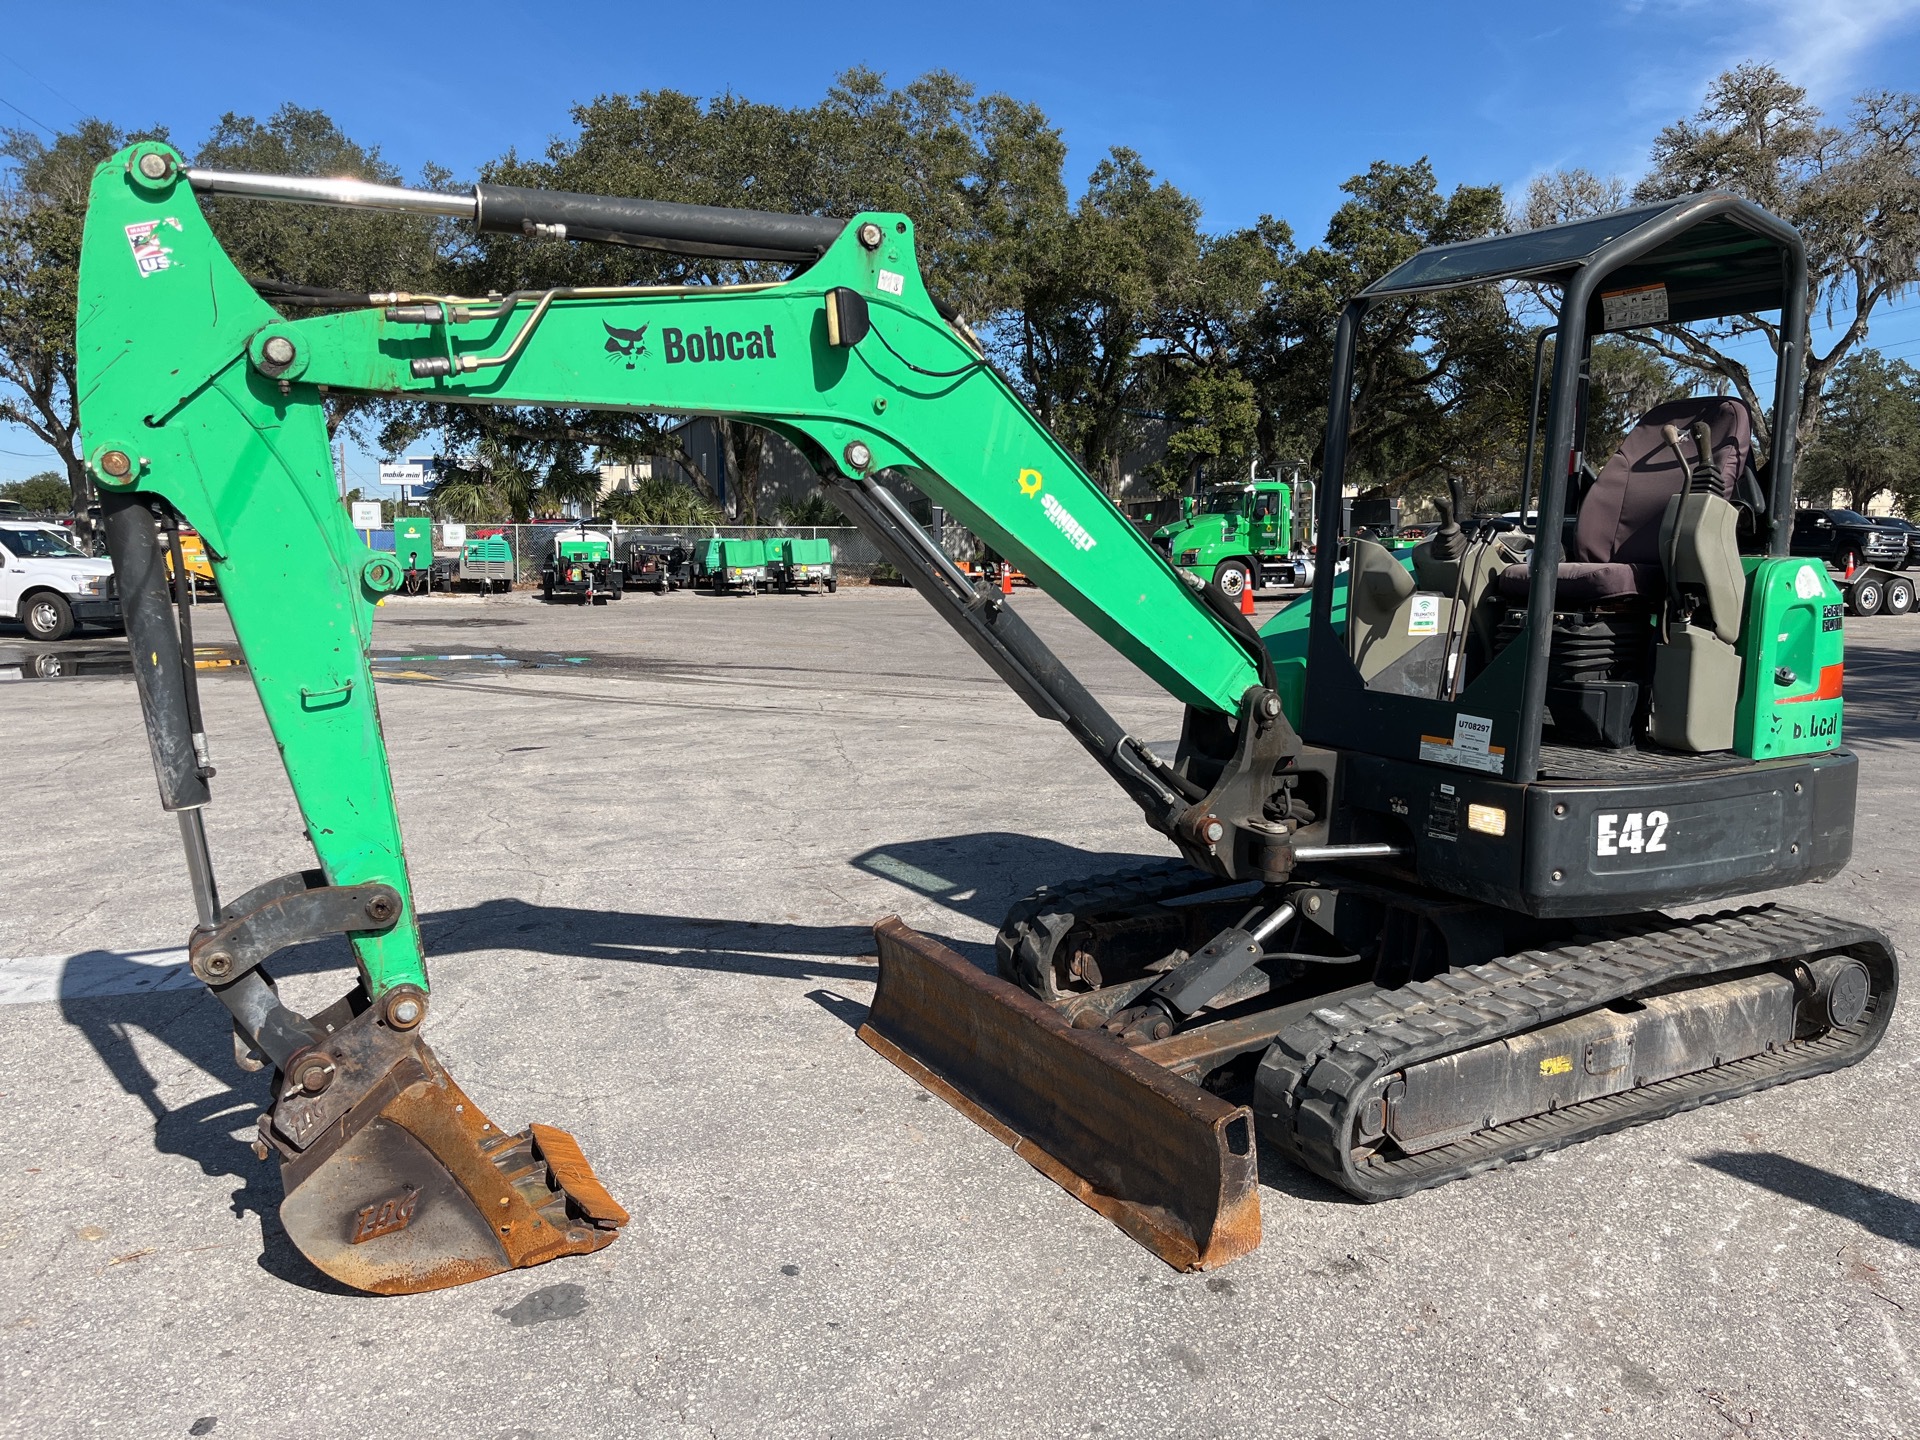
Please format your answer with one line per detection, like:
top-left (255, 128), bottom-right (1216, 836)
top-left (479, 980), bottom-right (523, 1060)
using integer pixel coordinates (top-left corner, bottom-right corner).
top-left (268, 1016), bottom-right (627, 1295)
top-left (859, 917), bottom-right (1260, 1270)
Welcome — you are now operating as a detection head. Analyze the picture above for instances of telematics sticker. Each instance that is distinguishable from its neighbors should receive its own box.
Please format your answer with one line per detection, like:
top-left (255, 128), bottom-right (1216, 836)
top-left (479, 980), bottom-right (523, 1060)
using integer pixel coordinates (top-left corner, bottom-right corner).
top-left (877, 270), bottom-right (905, 296)
top-left (1417, 712), bottom-right (1504, 774)
top-left (1601, 282), bottom-right (1668, 330)
top-left (1408, 594), bottom-right (1440, 636)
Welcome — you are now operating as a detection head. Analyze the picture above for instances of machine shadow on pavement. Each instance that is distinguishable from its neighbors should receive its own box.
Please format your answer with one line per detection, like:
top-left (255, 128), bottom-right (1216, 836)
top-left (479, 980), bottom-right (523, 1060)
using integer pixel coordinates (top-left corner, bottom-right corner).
top-left (55, 906), bottom-right (890, 1295)
top-left (1697, 1151), bottom-right (1920, 1249)
top-left (850, 833), bottom-right (1176, 934)
top-left (51, 832), bottom-right (1289, 1288)
top-left (56, 987), bottom-right (360, 1294)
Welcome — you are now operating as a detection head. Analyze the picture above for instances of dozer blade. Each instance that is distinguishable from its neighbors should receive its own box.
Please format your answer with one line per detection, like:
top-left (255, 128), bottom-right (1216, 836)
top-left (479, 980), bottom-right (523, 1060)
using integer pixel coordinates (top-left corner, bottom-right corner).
top-left (860, 917), bottom-right (1259, 1271)
top-left (265, 1008), bottom-right (627, 1295)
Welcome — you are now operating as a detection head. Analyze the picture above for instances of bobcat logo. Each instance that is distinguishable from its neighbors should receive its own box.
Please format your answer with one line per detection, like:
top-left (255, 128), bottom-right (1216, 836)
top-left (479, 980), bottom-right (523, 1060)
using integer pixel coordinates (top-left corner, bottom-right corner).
top-left (603, 322), bottom-right (650, 368)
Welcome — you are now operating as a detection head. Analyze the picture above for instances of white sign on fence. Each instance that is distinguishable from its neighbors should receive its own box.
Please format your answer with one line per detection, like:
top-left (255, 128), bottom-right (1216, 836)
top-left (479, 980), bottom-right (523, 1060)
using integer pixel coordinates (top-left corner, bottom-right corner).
top-left (350, 501), bottom-right (382, 531)
top-left (441, 522), bottom-right (467, 547)
top-left (379, 461), bottom-right (426, 489)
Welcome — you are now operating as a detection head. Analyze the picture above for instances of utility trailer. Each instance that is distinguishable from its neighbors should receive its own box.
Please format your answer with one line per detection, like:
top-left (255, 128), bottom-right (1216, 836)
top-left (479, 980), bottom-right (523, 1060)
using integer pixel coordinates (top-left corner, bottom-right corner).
top-left (619, 535), bottom-right (688, 593)
top-left (455, 533), bottom-right (516, 592)
top-left (391, 516), bottom-right (449, 596)
top-left (714, 536), bottom-right (768, 594)
top-left (542, 527), bottom-right (621, 603)
top-left (1834, 565), bottom-right (1913, 618)
top-left (768, 535), bottom-right (837, 592)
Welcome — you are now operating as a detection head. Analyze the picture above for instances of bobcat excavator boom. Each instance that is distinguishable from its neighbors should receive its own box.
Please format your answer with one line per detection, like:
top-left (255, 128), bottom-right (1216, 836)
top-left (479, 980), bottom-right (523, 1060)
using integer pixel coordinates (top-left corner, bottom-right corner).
top-left (78, 144), bottom-right (1292, 1289)
top-left (77, 145), bottom-right (1894, 1290)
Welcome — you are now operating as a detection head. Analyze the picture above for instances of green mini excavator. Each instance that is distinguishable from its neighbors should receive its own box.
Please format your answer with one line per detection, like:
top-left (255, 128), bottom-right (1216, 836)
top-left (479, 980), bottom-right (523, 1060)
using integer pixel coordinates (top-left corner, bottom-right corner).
top-left (75, 143), bottom-right (1895, 1291)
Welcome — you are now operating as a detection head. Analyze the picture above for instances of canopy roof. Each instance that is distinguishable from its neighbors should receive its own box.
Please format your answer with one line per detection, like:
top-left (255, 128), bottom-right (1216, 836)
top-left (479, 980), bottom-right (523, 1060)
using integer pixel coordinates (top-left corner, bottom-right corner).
top-left (1361, 193), bottom-right (1800, 323)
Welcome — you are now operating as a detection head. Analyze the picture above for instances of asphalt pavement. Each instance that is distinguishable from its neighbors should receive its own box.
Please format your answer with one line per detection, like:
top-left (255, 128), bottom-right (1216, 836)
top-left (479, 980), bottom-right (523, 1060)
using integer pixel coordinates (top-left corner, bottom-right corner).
top-left (2, 583), bottom-right (1918, 1439)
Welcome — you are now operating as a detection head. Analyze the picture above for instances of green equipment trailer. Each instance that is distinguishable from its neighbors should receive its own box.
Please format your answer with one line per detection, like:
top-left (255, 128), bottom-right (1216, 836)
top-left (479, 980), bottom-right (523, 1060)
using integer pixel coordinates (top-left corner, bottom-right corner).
top-left (715, 536), bottom-right (768, 593)
top-left (542, 527), bottom-right (621, 603)
top-left (391, 515), bottom-right (436, 596)
top-left (1151, 474), bottom-right (1300, 602)
top-left (768, 535), bottom-right (837, 593)
top-left (456, 533), bottom-right (515, 592)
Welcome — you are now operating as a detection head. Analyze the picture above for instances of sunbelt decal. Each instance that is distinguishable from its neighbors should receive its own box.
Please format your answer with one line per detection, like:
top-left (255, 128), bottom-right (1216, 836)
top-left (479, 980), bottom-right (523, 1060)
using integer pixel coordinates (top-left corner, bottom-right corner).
top-left (1017, 469), bottom-right (1097, 553)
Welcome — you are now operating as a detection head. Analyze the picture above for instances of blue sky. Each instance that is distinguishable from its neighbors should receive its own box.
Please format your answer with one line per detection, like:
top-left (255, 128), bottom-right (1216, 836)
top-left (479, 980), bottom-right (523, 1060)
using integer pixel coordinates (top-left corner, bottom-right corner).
top-left (4, 0), bottom-right (1919, 484)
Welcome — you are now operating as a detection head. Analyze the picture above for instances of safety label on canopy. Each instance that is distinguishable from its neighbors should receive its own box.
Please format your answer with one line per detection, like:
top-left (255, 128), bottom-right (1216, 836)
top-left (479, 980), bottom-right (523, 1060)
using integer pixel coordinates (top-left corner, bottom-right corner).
top-left (1601, 282), bottom-right (1669, 330)
top-left (1419, 713), bottom-right (1505, 774)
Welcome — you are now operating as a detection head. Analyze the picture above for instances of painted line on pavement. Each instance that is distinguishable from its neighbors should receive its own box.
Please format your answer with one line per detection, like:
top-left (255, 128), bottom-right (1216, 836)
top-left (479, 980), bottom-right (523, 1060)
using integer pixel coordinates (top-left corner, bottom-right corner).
top-left (0, 947), bottom-right (197, 1005)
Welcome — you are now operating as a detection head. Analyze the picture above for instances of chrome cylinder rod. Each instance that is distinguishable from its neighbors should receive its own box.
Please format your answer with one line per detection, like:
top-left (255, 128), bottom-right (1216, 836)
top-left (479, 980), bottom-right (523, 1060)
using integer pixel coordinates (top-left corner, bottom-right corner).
top-left (1250, 901), bottom-right (1299, 945)
top-left (185, 168), bottom-right (477, 218)
top-left (1290, 842), bottom-right (1406, 863)
top-left (176, 808), bottom-right (221, 927)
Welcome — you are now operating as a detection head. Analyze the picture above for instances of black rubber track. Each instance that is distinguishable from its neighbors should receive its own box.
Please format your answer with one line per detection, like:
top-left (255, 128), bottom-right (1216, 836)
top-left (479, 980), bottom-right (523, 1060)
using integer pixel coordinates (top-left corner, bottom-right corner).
top-left (1254, 904), bottom-right (1897, 1199)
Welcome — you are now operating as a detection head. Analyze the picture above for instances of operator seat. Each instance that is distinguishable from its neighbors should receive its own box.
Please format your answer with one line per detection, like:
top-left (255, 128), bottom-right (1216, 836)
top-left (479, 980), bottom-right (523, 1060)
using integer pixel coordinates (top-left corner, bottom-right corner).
top-left (1495, 395), bottom-right (1753, 607)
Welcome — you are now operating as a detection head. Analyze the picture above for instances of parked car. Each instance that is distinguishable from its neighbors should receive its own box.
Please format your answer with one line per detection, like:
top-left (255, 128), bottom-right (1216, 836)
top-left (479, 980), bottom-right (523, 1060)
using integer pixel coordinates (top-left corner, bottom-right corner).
top-left (0, 521), bottom-right (120, 641)
top-left (1872, 515), bottom-right (1920, 569)
top-left (1788, 508), bottom-right (1909, 573)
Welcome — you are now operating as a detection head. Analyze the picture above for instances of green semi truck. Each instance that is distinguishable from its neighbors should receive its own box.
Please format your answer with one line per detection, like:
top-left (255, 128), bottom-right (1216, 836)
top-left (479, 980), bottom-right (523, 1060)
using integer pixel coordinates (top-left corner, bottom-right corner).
top-left (1149, 475), bottom-right (1303, 601)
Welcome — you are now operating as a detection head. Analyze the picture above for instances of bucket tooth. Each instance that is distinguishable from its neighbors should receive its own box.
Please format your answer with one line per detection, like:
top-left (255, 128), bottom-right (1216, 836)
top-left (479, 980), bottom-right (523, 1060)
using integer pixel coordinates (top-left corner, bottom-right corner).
top-left (269, 1007), bottom-right (624, 1296)
top-left (860, 916), bottom-right (1260, 1271)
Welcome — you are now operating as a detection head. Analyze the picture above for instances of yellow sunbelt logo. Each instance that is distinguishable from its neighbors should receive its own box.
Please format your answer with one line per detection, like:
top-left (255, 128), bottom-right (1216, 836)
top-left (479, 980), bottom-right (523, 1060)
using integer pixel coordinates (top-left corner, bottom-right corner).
top-left (1018, 467), bottom-right (1097, 552)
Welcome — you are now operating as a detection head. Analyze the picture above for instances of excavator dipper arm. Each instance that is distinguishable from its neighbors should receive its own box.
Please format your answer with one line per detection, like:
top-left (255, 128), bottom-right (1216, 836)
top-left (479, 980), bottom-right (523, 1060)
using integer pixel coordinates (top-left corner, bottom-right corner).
top-left (76, 144), bottom-right (1296, 1288)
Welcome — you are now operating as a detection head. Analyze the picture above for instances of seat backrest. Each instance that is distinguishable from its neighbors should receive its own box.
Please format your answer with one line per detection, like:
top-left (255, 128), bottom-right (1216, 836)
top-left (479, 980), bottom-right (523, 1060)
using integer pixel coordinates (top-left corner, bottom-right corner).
top-left (1571, 397), bottom-right (1752, 566)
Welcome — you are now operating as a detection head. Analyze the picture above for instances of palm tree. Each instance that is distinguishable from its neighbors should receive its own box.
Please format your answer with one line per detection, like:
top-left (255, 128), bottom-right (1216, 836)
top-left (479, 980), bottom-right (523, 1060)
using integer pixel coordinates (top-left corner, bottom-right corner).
top-left (604, 477), bottom-right (723, 526)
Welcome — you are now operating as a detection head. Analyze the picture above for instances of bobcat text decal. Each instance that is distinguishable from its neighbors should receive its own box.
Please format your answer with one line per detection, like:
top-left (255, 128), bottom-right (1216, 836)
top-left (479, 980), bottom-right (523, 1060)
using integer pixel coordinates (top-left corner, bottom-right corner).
top-left (662, 325), bottom-right (776, 363)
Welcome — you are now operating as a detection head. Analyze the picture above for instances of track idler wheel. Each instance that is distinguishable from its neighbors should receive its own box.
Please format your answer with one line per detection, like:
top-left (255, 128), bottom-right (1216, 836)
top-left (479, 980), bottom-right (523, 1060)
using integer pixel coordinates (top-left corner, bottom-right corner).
top-left (261, 992), bottom-right (626, 1295)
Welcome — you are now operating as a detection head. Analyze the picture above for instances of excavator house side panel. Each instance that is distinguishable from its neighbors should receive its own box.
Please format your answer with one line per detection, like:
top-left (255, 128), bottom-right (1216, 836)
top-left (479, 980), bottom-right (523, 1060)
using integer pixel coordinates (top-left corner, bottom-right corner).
top-left (861, 918), bottom-right (1260, 1271)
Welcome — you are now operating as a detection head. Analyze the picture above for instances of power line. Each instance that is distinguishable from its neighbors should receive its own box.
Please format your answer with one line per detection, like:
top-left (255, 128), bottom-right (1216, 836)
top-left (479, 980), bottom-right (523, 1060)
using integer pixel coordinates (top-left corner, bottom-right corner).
top-left (0, 90), bottom-right (54, 138)
top-left (0, 48), bottom-right (87, 122)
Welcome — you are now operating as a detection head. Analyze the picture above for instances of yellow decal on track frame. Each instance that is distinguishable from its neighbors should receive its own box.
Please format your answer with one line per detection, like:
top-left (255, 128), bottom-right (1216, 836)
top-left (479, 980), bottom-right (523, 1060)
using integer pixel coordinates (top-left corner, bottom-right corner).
top-left (1539, 1054), bottom-right (1573, 1077)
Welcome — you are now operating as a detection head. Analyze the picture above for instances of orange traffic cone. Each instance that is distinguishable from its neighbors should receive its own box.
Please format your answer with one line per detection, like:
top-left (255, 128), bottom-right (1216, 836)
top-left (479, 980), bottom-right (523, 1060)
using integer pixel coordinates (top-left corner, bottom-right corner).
top-left (1000, 565), bottom-right (1014, 596)
top-left (1239, 581), bottom-right (1256, 617)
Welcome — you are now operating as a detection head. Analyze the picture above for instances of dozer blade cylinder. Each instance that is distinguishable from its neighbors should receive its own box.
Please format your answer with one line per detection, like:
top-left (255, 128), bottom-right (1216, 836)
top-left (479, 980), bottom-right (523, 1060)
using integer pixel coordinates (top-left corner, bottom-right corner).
top-left (861, 918), bottom-right (1259, 1271)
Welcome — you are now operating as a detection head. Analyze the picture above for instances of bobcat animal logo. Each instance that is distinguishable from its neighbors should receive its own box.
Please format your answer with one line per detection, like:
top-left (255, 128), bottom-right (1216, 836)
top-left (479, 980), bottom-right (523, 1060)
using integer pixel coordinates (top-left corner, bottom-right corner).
top-left (604, 322), bottom-right (650, 368)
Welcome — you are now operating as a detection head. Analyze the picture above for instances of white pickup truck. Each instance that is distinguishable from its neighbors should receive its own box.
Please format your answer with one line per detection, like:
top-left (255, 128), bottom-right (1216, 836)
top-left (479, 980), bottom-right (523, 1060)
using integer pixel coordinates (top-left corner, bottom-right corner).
top-left (0, 522), bottom-right (120, 641)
